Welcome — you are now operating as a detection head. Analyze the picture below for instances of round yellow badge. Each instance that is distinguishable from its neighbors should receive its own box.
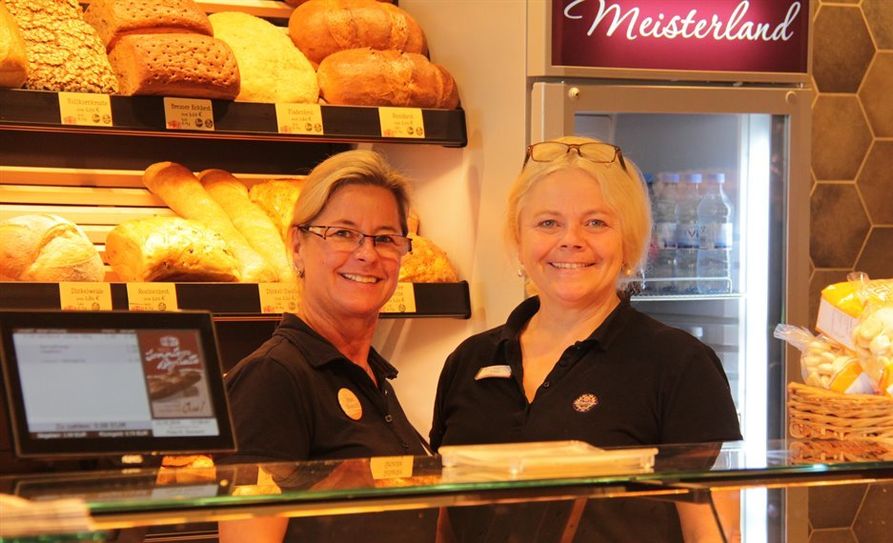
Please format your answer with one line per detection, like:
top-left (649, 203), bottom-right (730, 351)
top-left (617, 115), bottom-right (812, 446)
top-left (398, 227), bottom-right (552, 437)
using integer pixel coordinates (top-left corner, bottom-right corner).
top-left (338, 388), bottom-right (363, 421)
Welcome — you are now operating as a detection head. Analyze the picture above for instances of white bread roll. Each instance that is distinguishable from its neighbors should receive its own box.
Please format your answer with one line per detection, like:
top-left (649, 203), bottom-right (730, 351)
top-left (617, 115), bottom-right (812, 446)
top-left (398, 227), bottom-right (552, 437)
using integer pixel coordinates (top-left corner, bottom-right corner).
top-left (0, 4), bottom-right (28, 88)
top-left (199, 169), bottom-right (296, 283)
top-left (142, 162), bottom-right (277, 283)
top-left (106, 216), bottom-right (240, 282)
top-left (0, 214), bottom-right (104, 282)
top-left (208, 12), bottom-right (318, 104)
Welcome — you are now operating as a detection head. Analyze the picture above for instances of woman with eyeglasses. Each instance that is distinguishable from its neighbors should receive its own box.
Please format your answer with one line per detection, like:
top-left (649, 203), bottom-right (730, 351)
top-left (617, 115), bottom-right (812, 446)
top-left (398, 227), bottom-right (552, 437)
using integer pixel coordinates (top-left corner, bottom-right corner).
top-left (219, 149), bottom-right (435, 542)
top-left (430, 136), bottom-right (742, 542)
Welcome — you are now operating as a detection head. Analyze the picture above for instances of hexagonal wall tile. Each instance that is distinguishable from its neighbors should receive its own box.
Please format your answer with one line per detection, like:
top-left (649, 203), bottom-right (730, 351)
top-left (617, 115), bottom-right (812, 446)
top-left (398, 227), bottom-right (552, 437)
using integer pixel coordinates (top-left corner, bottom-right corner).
top-left (858, 53), bottom-right (893, 138)
top-left (810, 184), bottom-right (870, 268)
top-left (856, 142), bottom-right (893, 224)
top-left (809, 483), bottom-right (866, 529)
top-left (812, 96), bottom-right (872, 180)
top-left (808, 529), bottom-right (857, 543)
top-left (813, 6), bottom-right (875, 93)
top-left (856, 228), bottom-right (893, 279)
top-left (863, 0), bottom-right (893, 49)
top-left (810, 270), bottom-right (850, 329)
top-left (853, 483), bottom-right (892, 542)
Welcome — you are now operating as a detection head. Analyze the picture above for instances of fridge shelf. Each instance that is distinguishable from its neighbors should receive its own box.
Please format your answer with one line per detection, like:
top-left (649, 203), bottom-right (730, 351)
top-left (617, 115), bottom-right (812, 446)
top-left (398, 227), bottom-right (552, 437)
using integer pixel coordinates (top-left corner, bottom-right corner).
top-left (0, 281), bottom-right (472, 320)
top-left (0, 89), bottom-right (468, 148)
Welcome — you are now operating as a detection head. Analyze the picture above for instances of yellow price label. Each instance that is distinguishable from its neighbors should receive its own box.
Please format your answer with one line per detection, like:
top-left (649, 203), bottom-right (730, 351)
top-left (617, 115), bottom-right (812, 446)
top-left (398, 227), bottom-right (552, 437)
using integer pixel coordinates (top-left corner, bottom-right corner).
top-left (126, 283), bottom-right (178, 311)
top-left (381, 282), bottom-right (416, 314)
top-left (275, 103), bottom-right (324, 135)
top-left (163, 97), bottom-right (215, 131)
top-left (370, 455), bottom-right (414, 480)
top-left (258, 283), bottom-right (300, 314)
top-left (58, 92), bottom-right (113, 127)
top-left (59, 282), bottom-right (112, 311)
top-left (378, 107), bottom-right (425, 139)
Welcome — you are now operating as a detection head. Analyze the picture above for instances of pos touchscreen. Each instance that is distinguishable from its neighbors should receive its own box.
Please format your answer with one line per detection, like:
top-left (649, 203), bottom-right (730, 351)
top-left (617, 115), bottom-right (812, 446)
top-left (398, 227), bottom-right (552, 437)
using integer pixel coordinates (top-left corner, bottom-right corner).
top-left (0, 310), bottom-right (235, 459)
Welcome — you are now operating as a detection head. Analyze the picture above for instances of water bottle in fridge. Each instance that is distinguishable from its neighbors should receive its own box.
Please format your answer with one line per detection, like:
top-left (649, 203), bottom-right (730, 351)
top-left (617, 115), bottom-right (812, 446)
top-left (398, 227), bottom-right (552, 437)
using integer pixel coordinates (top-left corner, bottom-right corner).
top-left (674, 172), bottom-right (702, 294)
top-left (697, 173), bottom-right (733, 294)
top-left (649, 172), bottom-right (679, 294)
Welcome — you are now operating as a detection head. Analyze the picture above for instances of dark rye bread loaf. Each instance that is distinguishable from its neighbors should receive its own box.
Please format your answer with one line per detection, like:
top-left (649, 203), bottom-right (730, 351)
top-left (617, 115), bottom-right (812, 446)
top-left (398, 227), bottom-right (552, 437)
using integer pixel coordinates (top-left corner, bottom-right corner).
top-left (108, 33), bottom-right (240, 99)
top-left (84, 0), bottom-right (212, 51)
top-left (317, 48), bottom-right (458, 109)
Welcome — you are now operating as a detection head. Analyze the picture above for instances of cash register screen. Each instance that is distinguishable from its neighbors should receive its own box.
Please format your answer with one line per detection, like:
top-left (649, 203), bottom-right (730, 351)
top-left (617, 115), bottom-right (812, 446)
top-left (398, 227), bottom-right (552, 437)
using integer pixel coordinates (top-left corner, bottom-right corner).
top-left (0, 310), bottom-right (235, 458)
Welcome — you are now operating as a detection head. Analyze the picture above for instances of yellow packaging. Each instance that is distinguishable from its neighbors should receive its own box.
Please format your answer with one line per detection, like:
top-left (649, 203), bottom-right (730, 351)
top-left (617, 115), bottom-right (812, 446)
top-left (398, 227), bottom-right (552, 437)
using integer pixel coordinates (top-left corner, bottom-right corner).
top-left (816, 278), bottom-right (893, 350)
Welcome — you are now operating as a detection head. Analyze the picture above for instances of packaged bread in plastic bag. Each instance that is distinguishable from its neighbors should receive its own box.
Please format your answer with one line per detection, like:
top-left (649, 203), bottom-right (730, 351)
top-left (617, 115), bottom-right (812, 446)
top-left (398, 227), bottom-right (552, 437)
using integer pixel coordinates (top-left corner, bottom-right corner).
top-left (817, 272), bottom-right (893, 350)
top-left (851, 301), bottom-right (893, 397)
top-left (774, 324), bottom-right (875, 394)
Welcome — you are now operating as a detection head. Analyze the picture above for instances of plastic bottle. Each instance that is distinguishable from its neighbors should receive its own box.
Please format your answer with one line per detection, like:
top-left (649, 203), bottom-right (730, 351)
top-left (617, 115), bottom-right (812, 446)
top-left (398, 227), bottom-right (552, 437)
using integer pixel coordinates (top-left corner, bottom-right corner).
top-left (674, 172), bottom-right (702, 294)
top-left (648, 172), bottom-right (679, 294)
top-left (696, 173), bottom-right (733, 294)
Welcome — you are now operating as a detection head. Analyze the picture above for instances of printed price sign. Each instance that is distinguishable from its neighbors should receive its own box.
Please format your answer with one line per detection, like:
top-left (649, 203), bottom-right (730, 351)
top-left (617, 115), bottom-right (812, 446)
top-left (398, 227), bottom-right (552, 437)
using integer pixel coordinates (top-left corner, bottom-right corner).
top-left (275, 103), bottom-right (324, 135)
top-left (58, 92), bottom-right (113, 127)
top-left (258, 283), bottom-right (300, 314)
top-left (126, 283), bottom-right (178, 311)
top-left (59, 282), bottom-right (112, 311)
top-left (378, 107), bottom-right (425, 139)
top-left (163, 97), bottom-right (215, 131)
top-left (370, 456), bottom-right (414, 480)
top-left (381, 282), bottom-right (416, 314)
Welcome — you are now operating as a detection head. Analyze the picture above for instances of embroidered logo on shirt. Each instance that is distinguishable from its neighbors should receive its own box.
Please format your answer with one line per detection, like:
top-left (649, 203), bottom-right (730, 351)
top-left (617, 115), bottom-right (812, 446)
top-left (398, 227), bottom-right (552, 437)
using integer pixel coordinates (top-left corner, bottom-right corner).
top-left (474, 365), bottom-right (512, 380)
top-left (572, 393), bottom-right (599, 413)
top-left (337, 387), bottom-right (363, 420)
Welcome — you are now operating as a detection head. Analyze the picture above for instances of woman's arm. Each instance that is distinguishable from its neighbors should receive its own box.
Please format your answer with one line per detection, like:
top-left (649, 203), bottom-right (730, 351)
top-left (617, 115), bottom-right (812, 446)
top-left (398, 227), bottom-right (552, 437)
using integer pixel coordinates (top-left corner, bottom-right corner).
top-left (219, 517), bottom-right (288, 543)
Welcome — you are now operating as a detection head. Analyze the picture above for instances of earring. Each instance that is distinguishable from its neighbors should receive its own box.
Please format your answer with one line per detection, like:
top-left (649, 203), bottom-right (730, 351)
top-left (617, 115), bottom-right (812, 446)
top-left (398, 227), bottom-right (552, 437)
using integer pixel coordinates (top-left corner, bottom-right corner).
top-left (517, 266), bottom-right (526, 278)
top-left (298, 269), bottom-right (305, 279)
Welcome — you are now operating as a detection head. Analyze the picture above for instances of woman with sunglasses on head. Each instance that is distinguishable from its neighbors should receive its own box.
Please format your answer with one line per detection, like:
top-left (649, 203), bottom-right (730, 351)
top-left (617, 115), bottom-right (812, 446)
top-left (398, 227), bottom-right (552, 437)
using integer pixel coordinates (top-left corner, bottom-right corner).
top-left (430, 136), bottom-right (742, 542)
top-left (219, 149), bottom-right (435, 542)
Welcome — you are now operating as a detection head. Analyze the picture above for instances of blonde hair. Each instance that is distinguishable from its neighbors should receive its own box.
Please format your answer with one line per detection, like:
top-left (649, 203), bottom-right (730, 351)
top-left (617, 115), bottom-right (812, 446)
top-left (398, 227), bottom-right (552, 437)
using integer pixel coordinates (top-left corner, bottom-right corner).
top-left (291, 149), bottom-right (412, 237)
top-left (505, 135), bottom-right (652, 276)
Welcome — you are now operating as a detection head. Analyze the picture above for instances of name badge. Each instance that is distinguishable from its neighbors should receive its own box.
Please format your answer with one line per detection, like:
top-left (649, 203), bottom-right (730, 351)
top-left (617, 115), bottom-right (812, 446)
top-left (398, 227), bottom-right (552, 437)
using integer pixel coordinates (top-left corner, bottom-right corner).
top-left (474, 365), bottom-right (512, 380)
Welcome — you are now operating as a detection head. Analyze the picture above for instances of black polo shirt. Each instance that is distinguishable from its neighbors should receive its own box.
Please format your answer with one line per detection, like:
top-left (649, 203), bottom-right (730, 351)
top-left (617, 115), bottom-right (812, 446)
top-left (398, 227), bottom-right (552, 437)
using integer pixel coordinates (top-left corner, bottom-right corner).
top-left (223, 313), bottom-right (434, 542)
top-left (430, 296), bottom-right (741, 542)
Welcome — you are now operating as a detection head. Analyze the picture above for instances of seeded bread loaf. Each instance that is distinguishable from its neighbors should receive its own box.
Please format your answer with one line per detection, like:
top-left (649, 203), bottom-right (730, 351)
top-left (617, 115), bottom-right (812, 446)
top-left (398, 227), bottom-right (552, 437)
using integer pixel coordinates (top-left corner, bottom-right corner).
top-left (317, 48), bottom-right (459, 108)
top-left (108, 33), bottom-right (240, 99)
top-left (5, 0), bottom-right (118, 93)
top-left (0, 214), bottom-right (104, 282)
top-left (0, 4), bottom-right (27, 88)
top-left (84, 0), bottom-right (212, 51)
top-left (288, 0), bottom-right (426, 65)
top-left (247, 179), bottom-right (305, 240)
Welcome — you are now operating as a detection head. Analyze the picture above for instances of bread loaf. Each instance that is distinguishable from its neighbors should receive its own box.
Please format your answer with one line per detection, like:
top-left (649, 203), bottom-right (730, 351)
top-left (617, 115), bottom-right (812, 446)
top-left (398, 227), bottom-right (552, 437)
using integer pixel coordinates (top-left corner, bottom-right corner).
top-left (142, 162), bottom-right (277, 283)
top-left (200, 169), bottom-right (296, 283)
top-left (106, 216), bottom-right (240, 282)
top-left (247, 179), bottom-right (305, 240)
top-left (0, 4), bottom-right (27, 88)
top-left (398, 234), bottom-right (458, 283)
top-left (0, 214), bottom-right (104, 282)
top-left (288, 0), bottom-right (426, 65)
top-left (108, 33), bottom-right (240, 99)
top-left (208, 12), bottom-right (318, 104)
top-left (84, 0), bottom-right (212, 51)
top-left (317, 48), bottom-right (459, 108)
top-left (5, 0), bottom-right (118, 93)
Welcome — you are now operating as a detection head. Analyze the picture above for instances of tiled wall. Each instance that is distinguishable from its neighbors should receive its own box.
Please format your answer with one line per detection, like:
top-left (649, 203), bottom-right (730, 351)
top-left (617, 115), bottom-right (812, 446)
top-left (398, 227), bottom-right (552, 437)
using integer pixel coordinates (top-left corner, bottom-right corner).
top-left (806, 2), bottom-right (892, 542)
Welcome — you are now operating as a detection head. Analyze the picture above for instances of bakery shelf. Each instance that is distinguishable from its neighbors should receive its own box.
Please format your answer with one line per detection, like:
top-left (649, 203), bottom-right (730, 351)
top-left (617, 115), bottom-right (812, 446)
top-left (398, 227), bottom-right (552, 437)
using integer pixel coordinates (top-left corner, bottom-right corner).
top-left (0, 89), bottom-right (468, 148)
top-left (0, 281), bottom-right (471, 320)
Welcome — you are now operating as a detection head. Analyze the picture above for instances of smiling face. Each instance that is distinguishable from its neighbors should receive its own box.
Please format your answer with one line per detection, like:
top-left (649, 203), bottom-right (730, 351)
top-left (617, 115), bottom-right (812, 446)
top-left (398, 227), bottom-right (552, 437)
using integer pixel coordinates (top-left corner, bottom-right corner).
top-left (294, 184), bottom-right (404, 324)
top-left (517, 168), bottom-right (624, 311)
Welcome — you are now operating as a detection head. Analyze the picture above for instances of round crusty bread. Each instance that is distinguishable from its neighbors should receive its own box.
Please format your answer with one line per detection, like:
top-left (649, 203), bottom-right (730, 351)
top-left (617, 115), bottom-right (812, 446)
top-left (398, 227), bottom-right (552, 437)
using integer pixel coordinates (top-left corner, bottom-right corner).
top-left (0, 214), bottom-right (104, 282)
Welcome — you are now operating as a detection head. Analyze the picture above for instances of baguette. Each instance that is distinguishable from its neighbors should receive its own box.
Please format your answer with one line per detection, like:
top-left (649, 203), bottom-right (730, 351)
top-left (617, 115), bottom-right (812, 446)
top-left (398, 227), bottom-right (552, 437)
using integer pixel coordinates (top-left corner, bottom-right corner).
top-left (199, 169), bottom-right (296, 283)
top-left (0, 4), bottom-right (27, 88)
top-left (317, 48), bottom-right (459, 108)
top-left (288, 0), bottom-right (426, 65)
top-left (84, 0), bottom-right (213, 51)
top-left (142, 162), bottom-right (277, 283)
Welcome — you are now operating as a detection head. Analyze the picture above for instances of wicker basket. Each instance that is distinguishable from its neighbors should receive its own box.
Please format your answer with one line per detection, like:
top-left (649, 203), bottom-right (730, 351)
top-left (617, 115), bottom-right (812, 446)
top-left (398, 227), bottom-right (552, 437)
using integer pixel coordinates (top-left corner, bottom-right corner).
top-left (788, 382), bottom-right (893, 440)
top-left (790, 438), bottom-right (893, 463)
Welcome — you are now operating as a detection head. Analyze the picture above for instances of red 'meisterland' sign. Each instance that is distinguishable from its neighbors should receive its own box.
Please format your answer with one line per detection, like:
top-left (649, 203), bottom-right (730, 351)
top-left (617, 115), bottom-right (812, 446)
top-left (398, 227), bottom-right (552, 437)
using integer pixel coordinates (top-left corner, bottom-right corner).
top-left (552, 0), bottom-right (809, 73)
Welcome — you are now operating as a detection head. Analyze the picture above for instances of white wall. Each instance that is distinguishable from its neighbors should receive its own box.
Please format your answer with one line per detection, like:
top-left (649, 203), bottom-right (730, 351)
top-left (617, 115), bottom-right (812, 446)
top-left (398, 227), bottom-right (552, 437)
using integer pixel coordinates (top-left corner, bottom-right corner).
top-left (370, 1), bottom-right (529, 435)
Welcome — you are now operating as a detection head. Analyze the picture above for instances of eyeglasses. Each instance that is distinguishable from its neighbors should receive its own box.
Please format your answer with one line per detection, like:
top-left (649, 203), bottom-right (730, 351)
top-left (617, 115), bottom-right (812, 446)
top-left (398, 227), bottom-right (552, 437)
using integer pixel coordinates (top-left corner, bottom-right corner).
top-left (297, 225), bottom-right (412, 257)
top-left (524, 142), bottom-right (627, 171)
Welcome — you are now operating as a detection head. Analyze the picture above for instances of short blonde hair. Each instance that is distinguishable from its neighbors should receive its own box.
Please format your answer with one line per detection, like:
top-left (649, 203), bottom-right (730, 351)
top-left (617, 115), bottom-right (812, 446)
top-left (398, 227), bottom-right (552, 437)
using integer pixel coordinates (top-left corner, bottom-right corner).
top-left (505, 136), bottom-right (652, 275)
top-left (291, 149), bottom-right (412, 236)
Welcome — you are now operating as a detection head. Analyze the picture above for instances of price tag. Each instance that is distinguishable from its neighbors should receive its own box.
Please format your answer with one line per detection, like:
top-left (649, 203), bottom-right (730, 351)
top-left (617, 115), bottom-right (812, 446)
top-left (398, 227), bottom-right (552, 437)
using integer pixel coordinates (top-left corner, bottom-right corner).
top-left (126, 283), bottom-right (178, 311)
top-left (58, 92), bottom-right (113, 127)
top-left (370, 456), bottom-right (414, 480)
top-left (275, 103), bottom-right (324, 135)
top-left (378, 107), bottom-right (425, 139)
top-left (59, 282), bottom-right (112, 311)
top-left (381, 282), bottom-right (416, 314)
top-left (258, 283), bottom-right (300, 314)
top-left (163, 97), bottom-right (215, 131)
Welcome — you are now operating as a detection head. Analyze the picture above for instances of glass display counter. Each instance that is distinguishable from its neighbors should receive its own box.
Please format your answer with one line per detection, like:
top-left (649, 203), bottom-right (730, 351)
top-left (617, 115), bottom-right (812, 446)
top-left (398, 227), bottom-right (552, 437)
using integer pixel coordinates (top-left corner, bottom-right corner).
top-left (1, 439), bottom-right (891, 542)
